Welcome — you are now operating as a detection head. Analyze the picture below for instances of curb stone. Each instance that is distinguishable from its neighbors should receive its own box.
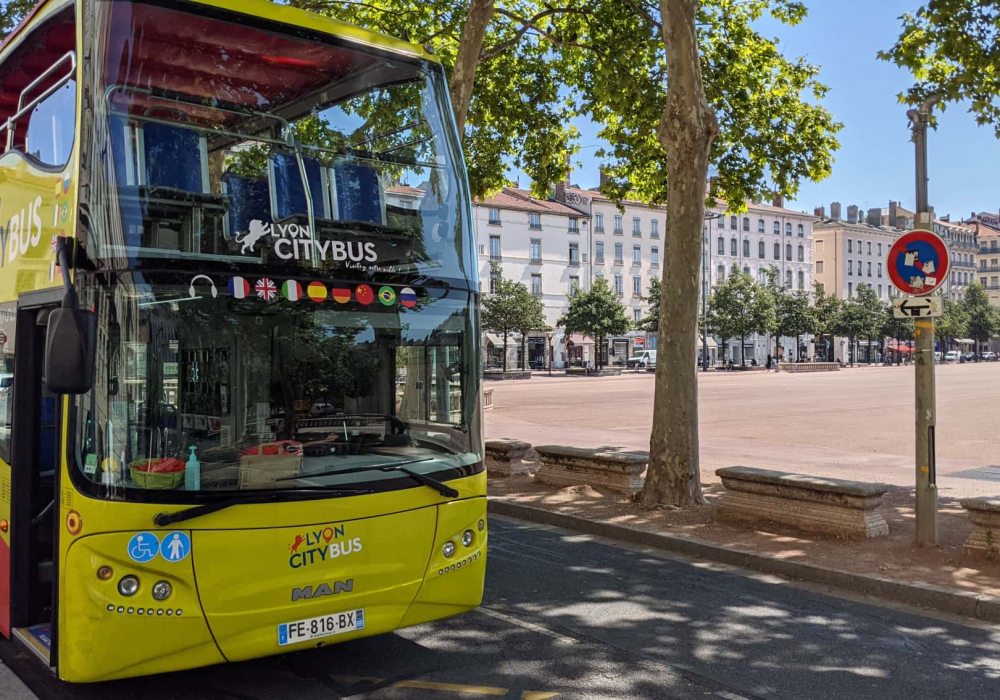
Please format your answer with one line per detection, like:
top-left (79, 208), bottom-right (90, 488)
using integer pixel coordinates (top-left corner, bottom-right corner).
top-left (0, 660), bottom-right (37, 700)
top-left (488, 499), bottom-right (1000, 625)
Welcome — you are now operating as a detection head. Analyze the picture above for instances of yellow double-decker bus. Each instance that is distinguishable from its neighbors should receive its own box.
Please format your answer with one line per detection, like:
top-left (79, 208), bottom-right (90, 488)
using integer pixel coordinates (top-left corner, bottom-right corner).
top-left (0, 0), bottom-right (485, 682)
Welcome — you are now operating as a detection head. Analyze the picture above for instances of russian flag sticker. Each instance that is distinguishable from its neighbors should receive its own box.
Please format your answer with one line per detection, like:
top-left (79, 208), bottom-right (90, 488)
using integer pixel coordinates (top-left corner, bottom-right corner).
top-left (282, 280), bottom-right (302, 301)
top-left (400, 287), bottom-right (417, 308)
top-left (228, 277), bottom-right (250, 299)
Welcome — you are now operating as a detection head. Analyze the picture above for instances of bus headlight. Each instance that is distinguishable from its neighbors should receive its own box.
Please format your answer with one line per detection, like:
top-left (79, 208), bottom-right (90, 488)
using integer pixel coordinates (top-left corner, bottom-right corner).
top-left (461, 530), bottom-right (475, 547)
top-left (442, 541), bottom-right (456, 558)
top-left (152, 581), bottom-right (172, 601)
top-left (118, 576), bottom-right (139, 596)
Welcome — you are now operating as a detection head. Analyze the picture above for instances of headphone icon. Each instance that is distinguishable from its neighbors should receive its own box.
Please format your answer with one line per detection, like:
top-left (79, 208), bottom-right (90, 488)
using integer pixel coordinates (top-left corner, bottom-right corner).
top-left (189, 275), bottom-right (218, 299)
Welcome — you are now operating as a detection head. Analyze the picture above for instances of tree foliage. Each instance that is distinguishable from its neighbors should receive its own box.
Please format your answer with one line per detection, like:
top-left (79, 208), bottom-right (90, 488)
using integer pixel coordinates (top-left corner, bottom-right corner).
top-left (961, 282), bottom-right (1000, 358)
top-left (834, 284), bottom-right (885, 365)
top-left (481, 263), bottom-right (545, 371)
top-left (0, 0), bottom-right (33, 41)
top-left (637, 277), bottom-right (662, 334)
top-left (557, 277), bottom-right (630, 369)
top-left (707, 266), bottom-right (774, 366)
top-left (934, 296), bottom-right (968, 348)
top-left (880, 1), bottom-right (1000, 137)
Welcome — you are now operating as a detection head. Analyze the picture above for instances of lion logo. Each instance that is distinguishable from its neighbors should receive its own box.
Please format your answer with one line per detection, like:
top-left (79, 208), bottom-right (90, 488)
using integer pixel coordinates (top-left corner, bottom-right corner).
top-left (235, 219), bottom-right (272, 253)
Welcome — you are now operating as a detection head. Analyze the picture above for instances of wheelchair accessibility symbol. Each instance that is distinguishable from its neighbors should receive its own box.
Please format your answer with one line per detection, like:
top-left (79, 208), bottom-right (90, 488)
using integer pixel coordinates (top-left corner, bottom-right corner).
top-left (127, 532), bottom-right (160, 563)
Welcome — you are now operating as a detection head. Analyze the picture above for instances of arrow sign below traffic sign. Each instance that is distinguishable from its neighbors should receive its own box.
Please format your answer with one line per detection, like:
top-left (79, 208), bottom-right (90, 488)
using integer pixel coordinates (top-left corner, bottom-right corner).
top-left (893, 296), bottom-right (942, 319)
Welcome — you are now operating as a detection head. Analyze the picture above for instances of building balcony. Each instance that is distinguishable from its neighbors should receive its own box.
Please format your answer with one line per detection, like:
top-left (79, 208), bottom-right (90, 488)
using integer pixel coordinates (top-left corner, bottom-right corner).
top-left (632, 231), bottom-right (642, 237)
top-left (568, 260), bottom-right (580, 267)
top-left (489, 254), bottom-right (502, 262)
top-left (569, 226), bottom-right (580, 234)
top-left (613, 258), bottom-right (624, 265)
top-left (613, 228), bottom-right (624, 236)
top-left (595, 226), bottom-right (605, 233)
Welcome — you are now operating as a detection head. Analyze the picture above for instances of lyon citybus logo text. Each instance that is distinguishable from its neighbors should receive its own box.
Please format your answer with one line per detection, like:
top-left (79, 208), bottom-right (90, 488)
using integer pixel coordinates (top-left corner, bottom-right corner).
top-left (287, 524), bottom-right (363, 568)
top-left (235, 219), bottom-right (378, 264)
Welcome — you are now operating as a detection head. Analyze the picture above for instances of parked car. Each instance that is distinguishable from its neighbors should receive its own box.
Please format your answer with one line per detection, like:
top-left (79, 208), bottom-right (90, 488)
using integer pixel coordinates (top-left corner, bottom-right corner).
top-left (983, 351), bottom-right (997, 361)
top-left (933, 351), bottom-right (941, 362)
top-left (626, 350), bottom-right (657, 368)
top-left (944, 350), bottom-right (961, 362)
top-left (964, 352), bottom-right (976, 362)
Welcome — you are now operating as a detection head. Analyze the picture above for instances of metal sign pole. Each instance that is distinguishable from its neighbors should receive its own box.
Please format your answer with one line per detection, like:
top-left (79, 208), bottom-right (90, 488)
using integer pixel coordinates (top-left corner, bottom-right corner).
top-left (908, 96), bottom-right (941, 546)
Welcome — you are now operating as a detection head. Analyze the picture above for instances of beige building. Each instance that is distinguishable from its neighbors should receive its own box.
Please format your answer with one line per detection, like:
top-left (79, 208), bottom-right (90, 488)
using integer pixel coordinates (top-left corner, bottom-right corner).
top-left (813, 203), bottom-right (903, 303)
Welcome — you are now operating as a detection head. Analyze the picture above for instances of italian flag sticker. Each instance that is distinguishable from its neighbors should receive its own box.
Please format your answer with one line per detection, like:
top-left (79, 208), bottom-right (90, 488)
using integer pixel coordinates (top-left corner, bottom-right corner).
top-left (228, 277), bottom-right (250, 299)
top-left (282, 280), bottom-right (302, 301)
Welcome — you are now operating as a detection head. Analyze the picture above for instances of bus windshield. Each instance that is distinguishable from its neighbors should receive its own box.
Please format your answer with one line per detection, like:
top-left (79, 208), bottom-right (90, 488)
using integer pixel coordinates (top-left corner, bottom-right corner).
top-left (85, 0), bottom-right (472, 281)
top-left (72, 2), bottom-right (482, 500)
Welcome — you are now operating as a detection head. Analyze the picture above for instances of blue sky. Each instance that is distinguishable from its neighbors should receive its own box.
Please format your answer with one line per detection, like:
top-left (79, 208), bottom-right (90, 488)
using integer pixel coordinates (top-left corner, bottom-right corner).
top-left (534, 0), bottom-right (998, 221)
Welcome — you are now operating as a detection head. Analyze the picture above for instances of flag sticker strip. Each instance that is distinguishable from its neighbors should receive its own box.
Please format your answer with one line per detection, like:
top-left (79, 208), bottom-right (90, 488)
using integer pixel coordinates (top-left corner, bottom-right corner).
top-left (229, 277), bottom-right (250, 299)
top-left (308, 282), bottom-right (327, 302)
top-left (400, 287), bottom-right (417, 308)
top-left (378, 286), bottom-right (396, 306)
top-left (355, 284), bottom-right (374, 306)
top-left (282, 280), bottom-right (302, 301)
top-left (256, 278), bottom-right (277, 301)
top-left (331, 287), bottom-right (351, 304)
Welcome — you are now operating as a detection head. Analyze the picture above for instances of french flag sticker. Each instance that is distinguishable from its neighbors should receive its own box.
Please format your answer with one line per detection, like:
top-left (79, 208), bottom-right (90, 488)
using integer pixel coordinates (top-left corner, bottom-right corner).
top-left (229, 277), bottom-right (250, 299)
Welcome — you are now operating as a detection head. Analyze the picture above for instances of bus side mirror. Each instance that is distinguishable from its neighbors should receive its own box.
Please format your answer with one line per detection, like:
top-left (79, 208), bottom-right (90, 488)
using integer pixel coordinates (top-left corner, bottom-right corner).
top-left (45, 307), bottom-right (96, 394)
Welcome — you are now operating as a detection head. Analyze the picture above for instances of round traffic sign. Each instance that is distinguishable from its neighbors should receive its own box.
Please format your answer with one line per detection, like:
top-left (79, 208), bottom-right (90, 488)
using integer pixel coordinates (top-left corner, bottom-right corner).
top-left (887, 229), bottom-right (950, 296)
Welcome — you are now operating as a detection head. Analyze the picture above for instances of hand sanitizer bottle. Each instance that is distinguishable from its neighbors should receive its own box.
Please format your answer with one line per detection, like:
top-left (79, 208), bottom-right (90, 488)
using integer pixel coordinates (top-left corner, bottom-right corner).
top-left (185, 445), bottom-right (201, 491)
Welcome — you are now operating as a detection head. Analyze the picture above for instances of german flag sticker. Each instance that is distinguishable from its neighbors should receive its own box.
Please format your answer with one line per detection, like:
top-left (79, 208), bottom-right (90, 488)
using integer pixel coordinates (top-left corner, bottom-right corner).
top-left (331, 287), bottom-right (351, 304)
top-left (307, 282), bottom-right (327, 303)
top-left (378, 286), bottom-right (396, 306)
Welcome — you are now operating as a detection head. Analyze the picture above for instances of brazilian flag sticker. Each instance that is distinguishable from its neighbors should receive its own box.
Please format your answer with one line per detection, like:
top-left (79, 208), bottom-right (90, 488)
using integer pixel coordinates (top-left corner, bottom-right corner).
top-left (378, 286), bottom-right (396, 306)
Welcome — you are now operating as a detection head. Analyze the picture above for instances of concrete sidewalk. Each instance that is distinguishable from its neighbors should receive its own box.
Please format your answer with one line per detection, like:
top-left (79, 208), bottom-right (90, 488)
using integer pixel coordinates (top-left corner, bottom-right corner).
top-left (0, 660), bottom-right (36, 700)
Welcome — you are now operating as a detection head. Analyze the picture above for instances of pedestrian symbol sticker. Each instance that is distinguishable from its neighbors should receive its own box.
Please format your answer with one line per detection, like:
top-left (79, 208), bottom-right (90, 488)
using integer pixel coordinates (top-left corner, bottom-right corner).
top-left (161, 532), bottom-right (191, 562)
top-left (128, 532), bottom-right (160, 563)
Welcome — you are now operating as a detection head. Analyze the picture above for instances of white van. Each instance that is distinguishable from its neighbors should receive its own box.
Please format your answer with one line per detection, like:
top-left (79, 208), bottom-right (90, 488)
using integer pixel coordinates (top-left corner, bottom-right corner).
top-left (944, 350), bottom-right (960, 362)
top-left (627, 350), bottom-right (657, 368)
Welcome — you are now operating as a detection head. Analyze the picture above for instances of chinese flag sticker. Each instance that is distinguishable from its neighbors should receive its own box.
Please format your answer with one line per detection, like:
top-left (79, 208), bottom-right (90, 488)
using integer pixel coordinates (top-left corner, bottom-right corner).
top-left (355, 284), bottom-right (374, 305)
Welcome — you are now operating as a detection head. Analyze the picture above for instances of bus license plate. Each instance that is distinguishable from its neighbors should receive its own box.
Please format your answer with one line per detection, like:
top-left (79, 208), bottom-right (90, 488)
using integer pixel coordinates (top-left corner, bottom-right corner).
top-left (277, 608), bottom-right (365, 646)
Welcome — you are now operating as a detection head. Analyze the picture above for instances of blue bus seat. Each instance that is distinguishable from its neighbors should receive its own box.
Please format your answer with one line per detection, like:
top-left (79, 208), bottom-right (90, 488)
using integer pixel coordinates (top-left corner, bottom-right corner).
top-left (333, 162), bottom-right (383, 224)
top-left (269, 151), bottom-right (328, 221)
top-left (142, 122), bottom-right (205, 193)
top-left (222, 172), bottom-right (271, 240)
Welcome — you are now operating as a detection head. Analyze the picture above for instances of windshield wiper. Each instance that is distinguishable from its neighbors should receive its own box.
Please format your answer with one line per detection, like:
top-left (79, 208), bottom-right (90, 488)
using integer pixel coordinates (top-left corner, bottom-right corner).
top-left (276, 457), bottom-right (459, 498)
top-left (152, 486), bottom-right (373, 527)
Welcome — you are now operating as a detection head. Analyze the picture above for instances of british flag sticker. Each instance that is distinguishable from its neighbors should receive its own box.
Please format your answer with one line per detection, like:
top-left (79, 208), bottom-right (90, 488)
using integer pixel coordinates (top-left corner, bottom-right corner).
top-left (256, 278), bottom-right (277, 301)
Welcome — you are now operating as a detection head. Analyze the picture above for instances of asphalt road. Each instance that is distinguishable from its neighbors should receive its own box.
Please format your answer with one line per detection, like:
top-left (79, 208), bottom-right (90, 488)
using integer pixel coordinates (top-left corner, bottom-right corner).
top-left (485, 364), bottom-right (1000, 499)
top-left (4, 516), bottom-right (1000, 699)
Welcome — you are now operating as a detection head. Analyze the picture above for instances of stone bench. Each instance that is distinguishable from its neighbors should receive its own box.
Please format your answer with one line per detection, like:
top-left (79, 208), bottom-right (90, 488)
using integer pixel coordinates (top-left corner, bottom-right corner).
top-left (777, 362), bottom-right (840, 373)
top-left (483, 370), bottom-right (532, 380)
top-left (715, 466), bottom-right (890, 539)
top-left (565, 367), bottom-right (623, 377)
top-left (959, 498), bottom-right (1000, 557)
top-left (484, 387), bottom-right (494, 410)
top-left (485, 438), bottom-right (531, 476)
top-left (534, 445), bottom-right (647, 495)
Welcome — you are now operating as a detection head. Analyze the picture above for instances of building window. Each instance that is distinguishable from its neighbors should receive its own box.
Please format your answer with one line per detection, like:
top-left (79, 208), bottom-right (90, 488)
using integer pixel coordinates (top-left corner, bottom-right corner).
top-left (488, 207), bottom-right (500, 225)
top-left (633, 276), bottom-right (641, 296)
top-left (633, 217), bottom-right (641, 236)
top-left (595, 241), bottom-right (605, 263)
top-left (651, 247), bottom-right (659, 265)
top-left (742, 239), bottom-right (750, 257)
top-left (569, 276), bottom-right (580, 297)
top-left (758, 241), bottom-right (765, 258)
top-left (530, 238), bottom-right (541, 263)
top-left (877, 262), bottom-right (882, 278)
top-left (848, 240), bottom-right (853, 254)
top-left (798, 271), bottom-right (805, 289)
top-left (878, 284), bottom-right (883, 297)
top-left (993, 276), bottom-right (999, 288)
top-left (785, 269), bottom-right (792, 287)
top-left (614, 274), bottom-right (624, 296)
top-left (531, 273), bottom-right (542, 296)
top-left (848, 282), bottom-right (853, 297)
top-left (632, 245), bottom-right (642, 264)
top-left (489, 269), bottom-right (500, 294)
top-left (569, 216), bottom-right (580, 233)
top-left (615, 242), bottom-right (623, 263)
top-left (857, 239), bottom-right (863, 253)
top-left (877, 243), bottom-right (882, 256)
top-left (867, 241), bottom-right (872, 255)
top-left (731, 238), bottom-right (738, 256)
top-left (634, 307), bottom-right (642, 323)
top-left (743, 217), bottom-right (750, 231)
top-left (651, 219), bottom-right (659, 238)
top-left (717, 215), bottom-right (724, 228)
top-left (730, 215), bottom-right (738, 230)
top-left (982, 277), bottom-right (988, 286)
top-left (614, 215), bottom-right (623, 234)
top-left (717, 264), bottom-right (725, 282)
top-left (529, 213), bottom-right (541, 229)
top-left (785, 222), bottom-right (792, 236)
top-left (743, 265), bottom-right (750, 274)
top-left (816, 260), bottom-right (824, 274)
top-left (858, 260), bottom-right (863, 277)
top-left (785, 243), bottom-right (792, 261)
top-left (797, 245), bottom-right (804, 262)
top-left (797, 224), bottom-right (804, 237)
top-left (569, 242), bottom-right (580, 266)
top-left (489, 235), bottom-right (501, 261)
top-left (773, 242), bottom-right (780, 260)
top-left (848, 260), bottom-right (853, 275)
top-left (773, 221), bottom-right (780, 234)
top-left (595, 213), bottom-right (604, 232)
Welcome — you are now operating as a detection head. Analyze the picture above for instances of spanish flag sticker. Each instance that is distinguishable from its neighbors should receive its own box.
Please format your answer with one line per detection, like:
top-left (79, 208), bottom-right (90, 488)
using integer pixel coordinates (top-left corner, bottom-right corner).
top-left (355, 284), bottom-right (374, 306)
top-left (331, 287), bottom-right (352, 304)
top-left (282, 280), bottom-right (302, 301)
top-left (307, 282), bottom-right (327, 303)
top-left (378, 286), bottom-right (396, 306)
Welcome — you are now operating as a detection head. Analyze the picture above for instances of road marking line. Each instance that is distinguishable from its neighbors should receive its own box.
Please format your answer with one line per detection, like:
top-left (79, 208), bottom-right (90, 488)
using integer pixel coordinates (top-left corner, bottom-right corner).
top-left (331, 675), bottom-right (385, 683)
top-left (716, 691), bottom-right (750, 700)
top-left (475, 607), bottom-right (577, 645)
top-left (521, 692), bottom-right (560, 699)
top-left (392, 680), bottom-right (508, 695)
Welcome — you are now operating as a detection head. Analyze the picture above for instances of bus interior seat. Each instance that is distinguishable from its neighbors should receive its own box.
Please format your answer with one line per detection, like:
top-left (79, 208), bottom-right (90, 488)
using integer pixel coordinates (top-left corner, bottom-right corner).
top-left (141, 122), bottom-right (208, 194)
top-left (222, 171), bottom-right (271, 240)
top-left (269, 150), bottom-right (329, 222)
top-left (332, 161), bottom-right (384, 225)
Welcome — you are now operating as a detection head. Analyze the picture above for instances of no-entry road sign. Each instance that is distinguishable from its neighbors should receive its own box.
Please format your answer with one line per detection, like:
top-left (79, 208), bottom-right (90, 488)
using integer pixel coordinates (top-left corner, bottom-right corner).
top-left (887, 229), bottom-right (950, 296)
top-left (893, 296), bottom-right (942, 319)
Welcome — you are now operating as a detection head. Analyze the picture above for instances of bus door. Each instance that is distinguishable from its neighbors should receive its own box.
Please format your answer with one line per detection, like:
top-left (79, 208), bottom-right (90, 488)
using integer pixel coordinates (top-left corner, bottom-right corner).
top-left (7, 293), bottom-right (62, 667)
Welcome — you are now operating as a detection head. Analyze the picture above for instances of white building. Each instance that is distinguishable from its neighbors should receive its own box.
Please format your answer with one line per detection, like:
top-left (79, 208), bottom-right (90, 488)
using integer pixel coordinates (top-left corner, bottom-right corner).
top-left (703, 198), bottom-right (817, 363)
top-left (473, 187), bottom-right (590, 368)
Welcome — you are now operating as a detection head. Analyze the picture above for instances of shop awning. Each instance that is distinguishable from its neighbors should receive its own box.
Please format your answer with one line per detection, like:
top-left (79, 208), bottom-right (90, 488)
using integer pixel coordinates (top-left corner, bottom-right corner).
top-left (567, 334), bottom-right (595, 345)
top-left (957, 338), bottom-right (975, 345)
top-left (699, 337), bottom-right (718, 348)
top-left (886, 344), bottom-right (914, 353)
top-left (484, 333), bottom-right (506, 346)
